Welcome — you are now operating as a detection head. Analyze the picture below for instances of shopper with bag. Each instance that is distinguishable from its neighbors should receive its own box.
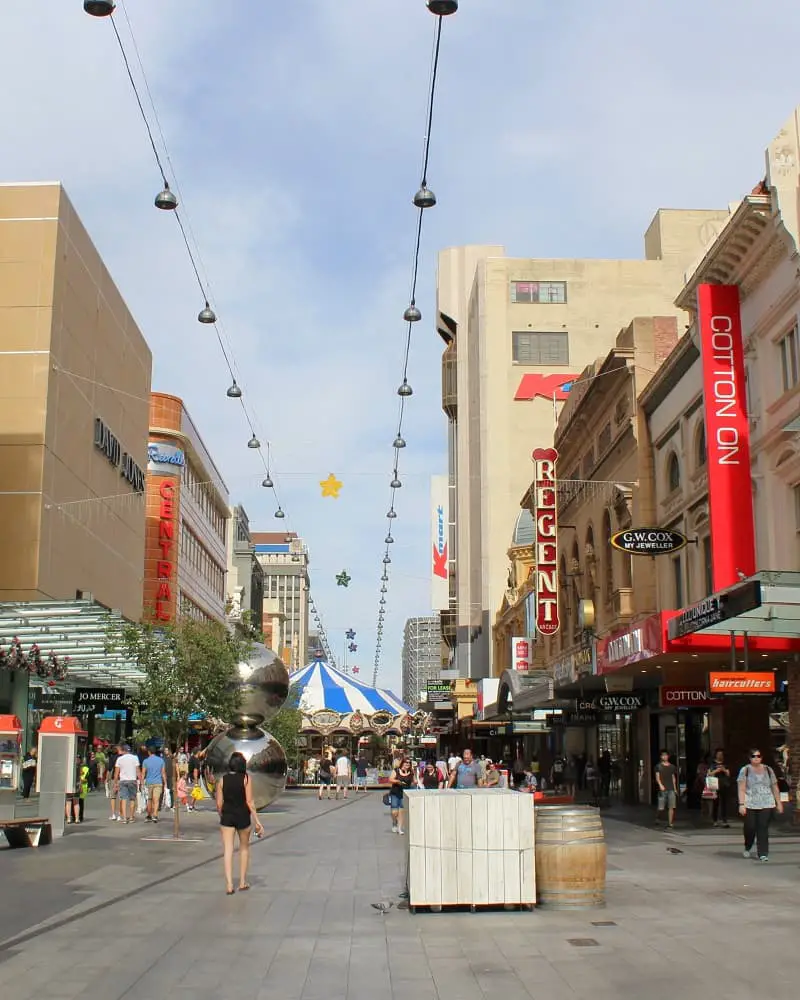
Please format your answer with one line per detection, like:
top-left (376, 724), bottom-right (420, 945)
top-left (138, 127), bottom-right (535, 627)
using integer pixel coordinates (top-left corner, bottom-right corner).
top-left (707, 748), bottom-right (731, 827)
top-left (114, 744), bottom-right (141, 825)
top-left (216, 752), bottom-right (263, 895)
top-left (738, 748), bottom-right (783, 862)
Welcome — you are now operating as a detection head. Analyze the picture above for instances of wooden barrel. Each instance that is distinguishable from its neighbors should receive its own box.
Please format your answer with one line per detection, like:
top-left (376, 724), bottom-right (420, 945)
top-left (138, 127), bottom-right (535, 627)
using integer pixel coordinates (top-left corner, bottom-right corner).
top-left (534, 805), bottom-right (606, 909)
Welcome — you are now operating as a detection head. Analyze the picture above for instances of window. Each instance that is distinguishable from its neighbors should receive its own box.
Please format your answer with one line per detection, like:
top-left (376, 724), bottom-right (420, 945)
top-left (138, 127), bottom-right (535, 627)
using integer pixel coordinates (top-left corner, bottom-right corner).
top-left (512, 331), bottom-right (569, 365)
top-left (602, 510), bottom-right (613, 605)
top-left (696, 423), bottom-right (706, 468)
top-left (702, 536), bottom-right (713, 596)
top-left (581, 449), bottom-right (595, 479)
top-left (667, 453), bottom-right (681, 493)
top-left (779, 324), bottom-right (799, 393)
top-left (672, 555), bottom-right (683, 607)
top-left (510, 281), bottom-right (567, 304)
top-left (598, 423), bottom-right (612, 457)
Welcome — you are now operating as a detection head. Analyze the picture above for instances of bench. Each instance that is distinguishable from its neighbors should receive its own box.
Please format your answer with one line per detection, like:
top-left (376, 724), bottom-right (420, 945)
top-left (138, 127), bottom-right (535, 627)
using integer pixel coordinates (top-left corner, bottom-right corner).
top-left (0, 818), bottom-right (52, 848)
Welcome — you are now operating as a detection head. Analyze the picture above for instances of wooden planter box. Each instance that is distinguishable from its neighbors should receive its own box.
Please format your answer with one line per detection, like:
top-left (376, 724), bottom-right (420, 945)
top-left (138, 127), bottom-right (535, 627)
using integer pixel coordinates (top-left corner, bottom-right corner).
top-left (404, 789), bottom-right (535, 909)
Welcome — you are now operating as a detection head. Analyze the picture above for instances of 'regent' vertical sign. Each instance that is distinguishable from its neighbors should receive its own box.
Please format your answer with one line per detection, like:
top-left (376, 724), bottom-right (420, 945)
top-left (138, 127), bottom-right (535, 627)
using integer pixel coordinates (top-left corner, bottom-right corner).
top-left (697, 284), bottom-right (755, 590)
top-left (532, 447), bottom-right (560, 635)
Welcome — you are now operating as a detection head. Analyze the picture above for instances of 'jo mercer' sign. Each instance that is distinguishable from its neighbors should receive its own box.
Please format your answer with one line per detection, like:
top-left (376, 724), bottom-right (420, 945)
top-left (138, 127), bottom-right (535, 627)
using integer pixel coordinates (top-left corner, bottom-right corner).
top-left (532, 447), bottom-right (559, 636)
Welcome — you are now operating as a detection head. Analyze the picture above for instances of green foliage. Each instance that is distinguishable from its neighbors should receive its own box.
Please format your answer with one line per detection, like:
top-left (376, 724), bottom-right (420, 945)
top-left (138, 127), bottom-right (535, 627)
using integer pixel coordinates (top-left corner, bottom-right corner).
top-left (269, 688), bottom-right (303, 763)
top-left (108, 617), bottom-right (251, 742)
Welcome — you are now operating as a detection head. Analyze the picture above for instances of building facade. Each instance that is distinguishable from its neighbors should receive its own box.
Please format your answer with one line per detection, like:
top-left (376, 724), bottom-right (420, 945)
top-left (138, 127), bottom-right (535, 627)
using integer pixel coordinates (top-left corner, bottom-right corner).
top-left (253, 532), bottom-right (310, 670)
top-left (402, 616), bottom-right (444, 707)
top-left (436, 207), bottom-right (730, 678)
top-left (226, 504), bottom-right (264, 635)
top-left (145, 393), bottom-right (229, 624)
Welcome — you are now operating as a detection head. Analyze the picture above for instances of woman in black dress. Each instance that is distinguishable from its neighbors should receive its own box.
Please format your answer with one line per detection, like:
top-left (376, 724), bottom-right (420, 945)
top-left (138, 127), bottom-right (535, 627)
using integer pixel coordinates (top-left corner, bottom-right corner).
top-left (215, 752), bottom-right (263, 894)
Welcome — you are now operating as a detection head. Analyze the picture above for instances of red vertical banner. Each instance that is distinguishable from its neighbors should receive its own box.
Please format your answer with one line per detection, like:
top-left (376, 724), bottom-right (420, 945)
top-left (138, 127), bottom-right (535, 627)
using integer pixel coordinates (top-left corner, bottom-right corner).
top-left (532, 447), bottom-right (559, 635)
top-left (697, 284), bottom-right (755, 590)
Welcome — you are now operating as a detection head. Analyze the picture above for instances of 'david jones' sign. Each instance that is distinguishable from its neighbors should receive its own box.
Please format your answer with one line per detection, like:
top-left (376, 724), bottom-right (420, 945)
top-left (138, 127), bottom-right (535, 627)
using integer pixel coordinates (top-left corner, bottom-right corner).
top-left (697, 285), bottom-right (755, 591)
top-left (94, 418), bottom-right (145, 493)
top-left (154, 480), bottom-right (177, 622)
top-left (532, 447), bottom-right (559, 635)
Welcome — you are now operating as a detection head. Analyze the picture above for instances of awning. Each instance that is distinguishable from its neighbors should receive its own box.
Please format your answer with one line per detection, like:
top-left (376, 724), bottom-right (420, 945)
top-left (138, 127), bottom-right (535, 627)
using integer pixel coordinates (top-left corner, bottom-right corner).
top-left (668, 572), bottom-right (800, 640)
top-left (497, 669), bottom-right (573, 714)
top-left (0, 599), bottom-right (145, 688)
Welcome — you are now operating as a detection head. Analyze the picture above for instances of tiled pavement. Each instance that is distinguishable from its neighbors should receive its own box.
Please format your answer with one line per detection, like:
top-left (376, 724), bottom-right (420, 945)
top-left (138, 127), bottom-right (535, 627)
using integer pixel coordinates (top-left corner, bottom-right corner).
top-left (1, 790), bottom-right (800, 999)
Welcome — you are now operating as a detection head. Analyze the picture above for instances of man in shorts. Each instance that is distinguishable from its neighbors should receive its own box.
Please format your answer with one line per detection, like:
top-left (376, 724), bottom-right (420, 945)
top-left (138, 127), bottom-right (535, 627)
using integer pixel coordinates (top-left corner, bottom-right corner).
top-left (655, 749), bottom-right (678, 829)
top-left (335, 752), bottom-right (351, 800)
top-left (114, 744), bottom-right (141, 824)
top-left (354, 754), bottom-right (369, 792)
top-left (142, 747), bottom-right (166, 823)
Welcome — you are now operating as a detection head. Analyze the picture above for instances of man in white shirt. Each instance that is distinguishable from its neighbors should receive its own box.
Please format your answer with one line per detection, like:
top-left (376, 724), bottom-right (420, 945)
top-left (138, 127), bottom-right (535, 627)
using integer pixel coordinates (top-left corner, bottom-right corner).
top-left (334, 753), bottom-right (351, 800)
top-left (114, 744), bottom-right (141, 824)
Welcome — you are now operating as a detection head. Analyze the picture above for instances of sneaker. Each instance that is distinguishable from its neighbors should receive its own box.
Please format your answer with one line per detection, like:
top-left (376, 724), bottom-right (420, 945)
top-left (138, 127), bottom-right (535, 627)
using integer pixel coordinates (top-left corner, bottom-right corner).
top-left (722, 823), bottom-right (730, 829)
top-left (109, 815), bottom-right (117, 821)
top-left (398, 829), bottom-right (405, 836)
top-left (391, 825), bottom-right (398, 834)
top-left (152, 816), bottom-right (158, 823)
top-left (713, 821), bottom-right (720, 827)
top-left (145, 816), bottom-right (153, 823)
top-left (743, 849), bottom-right (751, 858)
top-left (759, 856), bottom-right (769, 863)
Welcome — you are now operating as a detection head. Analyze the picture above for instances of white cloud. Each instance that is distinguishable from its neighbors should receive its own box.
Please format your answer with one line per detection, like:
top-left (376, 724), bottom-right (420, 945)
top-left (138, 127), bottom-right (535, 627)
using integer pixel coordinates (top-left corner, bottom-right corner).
top-left (2, 0), bottom-right (799, 692)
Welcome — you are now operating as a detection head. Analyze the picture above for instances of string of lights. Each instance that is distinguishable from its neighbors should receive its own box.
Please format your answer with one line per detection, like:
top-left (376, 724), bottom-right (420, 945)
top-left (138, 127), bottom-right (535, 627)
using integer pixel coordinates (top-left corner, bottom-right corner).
top-left (371, 1), bottom-right (458, 686)
top-left (81, 0), bottom-right (342, 666)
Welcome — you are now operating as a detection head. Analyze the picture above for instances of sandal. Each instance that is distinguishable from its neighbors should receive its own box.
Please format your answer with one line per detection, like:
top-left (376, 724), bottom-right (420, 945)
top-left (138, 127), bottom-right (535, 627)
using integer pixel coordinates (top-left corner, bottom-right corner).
top-left (238, 883), bottom-right (251, 891)
top-left (226, 887), bottom-right (235, 895)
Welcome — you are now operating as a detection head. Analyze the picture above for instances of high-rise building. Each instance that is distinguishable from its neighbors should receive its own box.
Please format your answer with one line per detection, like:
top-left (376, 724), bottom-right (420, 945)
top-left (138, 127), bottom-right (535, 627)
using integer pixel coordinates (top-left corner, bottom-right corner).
top-left (402, 616), bottom-right (442, 707)
top-left (226, 504), bottom-right (264, 634)
top-left (252, 532), bottom-right (310, 670)
top-left (436, 207), bottom-right (731, 678)
top-left (146, 393), bottom-right (229, 624)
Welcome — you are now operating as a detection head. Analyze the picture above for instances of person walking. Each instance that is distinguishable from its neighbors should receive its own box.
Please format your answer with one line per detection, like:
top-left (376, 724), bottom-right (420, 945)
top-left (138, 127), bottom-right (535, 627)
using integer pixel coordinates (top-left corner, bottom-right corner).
top-left (318, 755), bottom-right (333, 800)
top-left (215, 752), bottom-right (263, 895)
top-left (655, 750), bottom-right (678, 829)
top-left (708, 748), bottom-right (731, 827)
top-left (21, 748), bottom-right (36, 799)
top-left (142, 747), bottom-right (166, 824)
top-left (334, 751), bottom-right (351, 800)
top-left (448, 748), bottom-right (483, 789)
top-left (420, 761), bottom-right (444, 789)
top-left (354, 754), bottom-right (369, 793)
top-left (114, 744), bottom-right (141, 825)
top-left (77, 759), bottom-right (90, 823)
top-left (388, 758), bottom-right (415, 835)
top-left (738, 748), bottom-right (783, 862)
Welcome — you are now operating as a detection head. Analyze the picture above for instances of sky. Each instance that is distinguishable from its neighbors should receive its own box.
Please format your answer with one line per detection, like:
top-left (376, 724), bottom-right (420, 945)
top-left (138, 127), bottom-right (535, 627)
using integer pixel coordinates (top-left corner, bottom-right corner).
top-left (2, 1), bottom-right (800, 695)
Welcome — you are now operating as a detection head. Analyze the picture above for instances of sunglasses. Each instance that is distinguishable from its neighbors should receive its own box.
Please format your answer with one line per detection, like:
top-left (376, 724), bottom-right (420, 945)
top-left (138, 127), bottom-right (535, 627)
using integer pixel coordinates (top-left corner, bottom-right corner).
top-left (750, 753), bottom-right (762, 759)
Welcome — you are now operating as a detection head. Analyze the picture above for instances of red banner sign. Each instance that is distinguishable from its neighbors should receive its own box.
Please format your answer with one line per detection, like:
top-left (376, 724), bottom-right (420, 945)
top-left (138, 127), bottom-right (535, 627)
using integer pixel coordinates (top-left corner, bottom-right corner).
top-left (708, 672), bottom-right (775, 694)
top-left (532, 447), bottom-right (559, 635)
top-left (697, 284), bottom-right (755, 590)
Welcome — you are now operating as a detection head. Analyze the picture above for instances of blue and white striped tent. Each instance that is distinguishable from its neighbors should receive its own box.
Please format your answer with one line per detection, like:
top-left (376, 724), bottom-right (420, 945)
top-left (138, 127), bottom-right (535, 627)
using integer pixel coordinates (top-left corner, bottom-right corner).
top-left (290, 658), bottom-right (410, 716)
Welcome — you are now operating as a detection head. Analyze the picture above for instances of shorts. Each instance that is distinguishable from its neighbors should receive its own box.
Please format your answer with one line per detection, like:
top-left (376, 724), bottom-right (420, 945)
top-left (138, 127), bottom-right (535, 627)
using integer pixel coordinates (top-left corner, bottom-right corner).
top-left (146, 783), bottom-right (163, 805)
top-left (388, 792), bottom-right (404, 810)
top-left (119, 780), bottom-right (138, 801)
top-left (355, 776), bottom-right (367, 787)
top-left (658, 790), bottom-right (677, 810)
top-left (335, 775), bottom-right (349, 787)
top-left (319, 774), bottom-right (331, 785)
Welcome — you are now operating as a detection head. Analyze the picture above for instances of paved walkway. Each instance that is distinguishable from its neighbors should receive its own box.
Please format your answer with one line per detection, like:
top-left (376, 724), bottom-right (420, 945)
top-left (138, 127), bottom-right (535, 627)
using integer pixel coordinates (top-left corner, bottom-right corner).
top-left (1, 790), bottom-right (799, 999)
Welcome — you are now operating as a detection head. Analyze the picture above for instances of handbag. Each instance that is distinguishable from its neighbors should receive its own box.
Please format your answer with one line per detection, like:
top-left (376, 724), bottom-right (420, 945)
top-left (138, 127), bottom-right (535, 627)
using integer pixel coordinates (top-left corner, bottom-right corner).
top-left (163, 787), bottom-right (172, 809)
top-left (382, 792), bottom-right (391, 807)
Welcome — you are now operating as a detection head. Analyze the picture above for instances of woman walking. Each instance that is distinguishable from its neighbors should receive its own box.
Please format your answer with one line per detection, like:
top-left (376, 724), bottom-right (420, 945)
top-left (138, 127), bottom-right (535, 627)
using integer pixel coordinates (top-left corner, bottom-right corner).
top-left (738, 748), bottom-right (783, 862)
top-left (388, 758), bottom-right (415, 835)
top-left (708, 748), bottom-right (731, 827)
top-left (215, 752), bottom-right (263, 895)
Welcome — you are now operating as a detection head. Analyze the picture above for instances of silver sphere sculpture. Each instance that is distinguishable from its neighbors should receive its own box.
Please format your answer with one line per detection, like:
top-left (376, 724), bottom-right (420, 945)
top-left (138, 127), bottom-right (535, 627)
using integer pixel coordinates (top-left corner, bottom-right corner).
top-left (202, 643), bottom-right (291, 810)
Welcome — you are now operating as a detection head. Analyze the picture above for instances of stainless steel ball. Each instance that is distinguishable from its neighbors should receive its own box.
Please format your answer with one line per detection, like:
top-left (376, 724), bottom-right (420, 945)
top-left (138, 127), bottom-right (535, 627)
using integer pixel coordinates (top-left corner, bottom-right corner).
top-left (202, 726), bottom-right (287, 811)
top-left (232, 643), bottom-right (289, 727)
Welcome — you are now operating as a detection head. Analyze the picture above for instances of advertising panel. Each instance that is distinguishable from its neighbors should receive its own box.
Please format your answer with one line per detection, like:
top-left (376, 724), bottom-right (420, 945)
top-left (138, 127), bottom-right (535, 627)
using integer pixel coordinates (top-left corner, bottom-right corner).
top-left (659, 686), bottom-right (720, 708)
top-left (596, 614), bottom-right (664, 675)
top-left (697, 284), bottom-right (756, 590)
top-left (511, 636), bottom-right (532, 672)
top-left (708, 672), bottom-right (775, 694)
top-left (430, 475), bottom-right (449, 611)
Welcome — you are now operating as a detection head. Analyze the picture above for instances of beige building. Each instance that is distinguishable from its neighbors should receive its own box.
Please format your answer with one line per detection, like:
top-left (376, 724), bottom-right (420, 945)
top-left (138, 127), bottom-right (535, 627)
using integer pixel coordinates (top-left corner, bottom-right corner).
top-left (253, 532), bottom-right (310, 670)
top-left (436, 208), bottom-right (729, 677)
top-left (0, 182), bottom-right (151, 618)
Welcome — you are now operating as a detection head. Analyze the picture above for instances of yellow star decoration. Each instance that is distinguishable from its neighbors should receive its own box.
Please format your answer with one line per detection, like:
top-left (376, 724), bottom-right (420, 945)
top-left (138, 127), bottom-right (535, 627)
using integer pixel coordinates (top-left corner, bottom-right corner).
top-left (320, 473), bottom-right (343, 498)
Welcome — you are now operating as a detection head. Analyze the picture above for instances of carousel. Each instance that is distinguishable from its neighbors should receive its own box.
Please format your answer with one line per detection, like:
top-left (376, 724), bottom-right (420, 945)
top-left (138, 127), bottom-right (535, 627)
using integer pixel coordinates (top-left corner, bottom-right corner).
top-left (290, 658), bottom-right (421, 785)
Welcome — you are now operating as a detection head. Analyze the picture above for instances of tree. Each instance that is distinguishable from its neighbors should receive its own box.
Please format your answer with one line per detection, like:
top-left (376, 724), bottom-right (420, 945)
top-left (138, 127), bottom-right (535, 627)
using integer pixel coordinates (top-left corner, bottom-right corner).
top-left (268, 692), bottom-right (303, 777)
top-left (108, 617), bottom-right (251, 745)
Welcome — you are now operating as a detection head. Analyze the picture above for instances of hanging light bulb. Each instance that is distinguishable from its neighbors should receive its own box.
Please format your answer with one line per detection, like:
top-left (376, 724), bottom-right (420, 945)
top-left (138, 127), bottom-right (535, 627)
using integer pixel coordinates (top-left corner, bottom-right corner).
top-left (403, 304), bottom-right (422, 323)
top-left (390, 474), bottom-right (402, 489)
top-left (381, 572), bottom-right (388, 582)
top-left (274, 507), bottom-right (285, 519)
top-left (380, 584), bottom-right (387, 593)
top-left (387, 508), bottom-right (397, 519)
top-left (413, 185), bottom-right (437, 209)
top-left (154, 183), bottom-right (178, 211)
top-left (380, 597), bottom-right (386, 605)
top-left (84, 0), bottom-right (115, 14)
top-left (226, 381), bottom-right (242, 399)
top-left (383, 555), bottom-right (391, 564)
top-left (397, 380), bottom-right (413, 397)
top-left (427, 0), bottom-right (458, 13)
top-left (247, 434), bottom-right (260, 449)
top-left (261, 476), bottom-right (273, 488)
top-left (385, 534), bottom-right (394, 544)
top-left (393, 435), bottom-right (406, 449)
top-left (198, 302), bottom-right (217, 324)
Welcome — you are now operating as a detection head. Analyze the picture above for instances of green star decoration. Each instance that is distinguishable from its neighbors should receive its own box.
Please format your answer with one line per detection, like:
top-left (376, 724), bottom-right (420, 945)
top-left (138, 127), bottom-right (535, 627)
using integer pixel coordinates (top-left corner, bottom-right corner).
top-left (336, 571), bottom-right (351, 587)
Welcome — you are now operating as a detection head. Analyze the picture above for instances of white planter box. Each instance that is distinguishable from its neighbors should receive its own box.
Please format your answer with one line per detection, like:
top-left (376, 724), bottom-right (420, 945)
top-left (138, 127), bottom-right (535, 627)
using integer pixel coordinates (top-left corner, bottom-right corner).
top-left (404, 789), bottom-right (535, 908)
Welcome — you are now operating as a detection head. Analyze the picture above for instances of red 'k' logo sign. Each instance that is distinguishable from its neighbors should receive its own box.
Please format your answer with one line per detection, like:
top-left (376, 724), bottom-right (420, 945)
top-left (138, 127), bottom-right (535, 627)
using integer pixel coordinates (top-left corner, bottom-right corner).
top-left (515, 374), bottom-right (577, 401)
top-left (432, 542), bottom-right (448, 579)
